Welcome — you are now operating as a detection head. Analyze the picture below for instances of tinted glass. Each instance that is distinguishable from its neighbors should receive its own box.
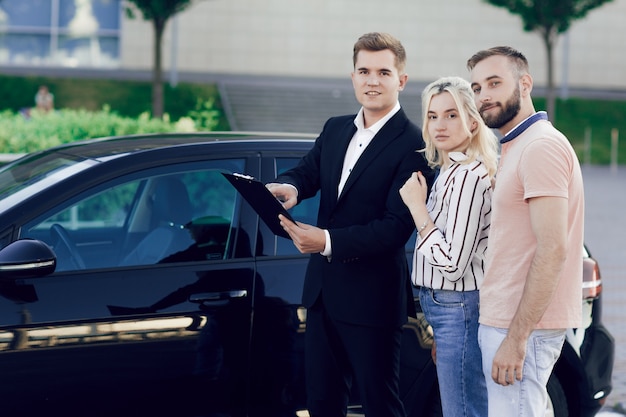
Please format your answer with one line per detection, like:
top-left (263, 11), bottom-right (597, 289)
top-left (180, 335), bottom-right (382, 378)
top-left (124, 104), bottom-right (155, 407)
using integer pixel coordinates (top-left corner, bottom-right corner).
top-left (0, 152), bottom-right (87, 198)
top-left (275, 157), bottom-right (320, 256)
top-left (20, 160), bottom-right (244, 271)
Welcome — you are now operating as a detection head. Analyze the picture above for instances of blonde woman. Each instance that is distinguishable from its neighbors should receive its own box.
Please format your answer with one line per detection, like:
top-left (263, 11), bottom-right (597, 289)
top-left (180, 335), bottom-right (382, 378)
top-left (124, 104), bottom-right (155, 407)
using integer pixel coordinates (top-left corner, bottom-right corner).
top-left (400, 76), bottom-right (498, 417)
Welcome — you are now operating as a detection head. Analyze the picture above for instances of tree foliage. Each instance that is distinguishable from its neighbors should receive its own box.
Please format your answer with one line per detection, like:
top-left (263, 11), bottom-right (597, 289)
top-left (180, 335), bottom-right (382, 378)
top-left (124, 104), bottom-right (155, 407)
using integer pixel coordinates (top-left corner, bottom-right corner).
top-left (484, 0), bottom-right (614, 119)
top-left (124, 0), bottom-right (195, 119)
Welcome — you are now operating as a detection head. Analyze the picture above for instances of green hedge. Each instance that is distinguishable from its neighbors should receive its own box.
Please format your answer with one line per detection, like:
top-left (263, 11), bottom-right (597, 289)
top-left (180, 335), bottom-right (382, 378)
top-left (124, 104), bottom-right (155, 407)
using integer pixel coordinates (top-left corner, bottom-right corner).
top-left (0, 74), bottom-right (230, 129)
top-left (542, 98), bottom-right (626, 165)
top-left (0, 74), bottom-right (228, 154)
top-left (0, 104), bottom-right (222, 154)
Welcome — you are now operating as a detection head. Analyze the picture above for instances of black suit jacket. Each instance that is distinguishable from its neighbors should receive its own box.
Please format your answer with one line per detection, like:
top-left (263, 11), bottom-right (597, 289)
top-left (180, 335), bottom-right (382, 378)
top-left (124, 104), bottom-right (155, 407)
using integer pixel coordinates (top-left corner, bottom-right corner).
top-left (276, 108), bottom-right (433, 327)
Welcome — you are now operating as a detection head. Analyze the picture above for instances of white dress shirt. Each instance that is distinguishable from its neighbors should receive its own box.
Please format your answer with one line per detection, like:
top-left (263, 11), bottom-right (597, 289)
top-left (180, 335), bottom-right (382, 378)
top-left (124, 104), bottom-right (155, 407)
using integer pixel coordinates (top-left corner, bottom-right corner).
top-left (322, 102), bottom-right (401, 257)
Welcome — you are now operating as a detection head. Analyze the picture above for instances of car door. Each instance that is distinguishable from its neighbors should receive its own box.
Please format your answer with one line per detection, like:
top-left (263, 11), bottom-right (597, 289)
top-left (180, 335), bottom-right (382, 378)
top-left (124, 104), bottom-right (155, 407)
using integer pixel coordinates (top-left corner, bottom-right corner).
top-left (248, 152), bottom-right (440, 417)
top-left (0, 158), bottom-right (260, 417)
top-left (245, 155), bottom-right (320, 416)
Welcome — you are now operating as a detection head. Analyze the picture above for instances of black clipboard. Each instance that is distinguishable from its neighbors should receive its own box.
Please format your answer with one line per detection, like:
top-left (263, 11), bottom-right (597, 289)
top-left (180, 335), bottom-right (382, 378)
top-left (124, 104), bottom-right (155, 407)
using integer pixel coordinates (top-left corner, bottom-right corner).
top-left (222, 172), bottom-right (295, 239)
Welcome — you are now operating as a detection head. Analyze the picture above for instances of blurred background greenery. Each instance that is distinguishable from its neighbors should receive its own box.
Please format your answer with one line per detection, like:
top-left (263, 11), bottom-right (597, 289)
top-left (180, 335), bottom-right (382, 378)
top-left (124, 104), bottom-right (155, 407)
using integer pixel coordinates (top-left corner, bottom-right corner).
top-left (0, 74), bottom-right (624, 165)
top-left (0, 74), bottom-right (230, 123)
top-left (534, 96), bottom-right (626, 165)
top-left (0, 75), bottom-right (230, 153)
top-left (0, 74), bottom-right (230, 154)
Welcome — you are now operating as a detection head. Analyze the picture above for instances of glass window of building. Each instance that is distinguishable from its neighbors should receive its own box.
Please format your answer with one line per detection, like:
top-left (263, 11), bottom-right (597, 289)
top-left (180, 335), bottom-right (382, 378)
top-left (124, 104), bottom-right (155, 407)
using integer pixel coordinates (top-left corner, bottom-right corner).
top-left (0, 0), bottom-right (121, 67)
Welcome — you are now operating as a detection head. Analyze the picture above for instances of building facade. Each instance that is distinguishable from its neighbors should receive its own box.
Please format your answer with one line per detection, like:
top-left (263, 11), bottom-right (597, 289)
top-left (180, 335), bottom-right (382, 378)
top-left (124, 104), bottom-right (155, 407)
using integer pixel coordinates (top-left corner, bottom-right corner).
top-left (1, 0), bottom-right (625, 90)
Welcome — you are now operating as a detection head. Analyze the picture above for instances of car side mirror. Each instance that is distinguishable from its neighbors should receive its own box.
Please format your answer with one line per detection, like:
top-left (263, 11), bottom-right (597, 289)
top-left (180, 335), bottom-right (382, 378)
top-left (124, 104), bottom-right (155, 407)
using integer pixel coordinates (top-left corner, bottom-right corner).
top-left (0, 239), bottom-right (56, 280)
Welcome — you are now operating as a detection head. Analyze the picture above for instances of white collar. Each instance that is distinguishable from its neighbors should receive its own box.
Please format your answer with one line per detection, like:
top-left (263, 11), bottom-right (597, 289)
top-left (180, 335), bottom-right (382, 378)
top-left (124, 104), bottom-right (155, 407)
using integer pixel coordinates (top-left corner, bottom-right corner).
top-left (353, 102), bottom-right (401, 133)
top-left (448, 152), bottom-right (469, 163)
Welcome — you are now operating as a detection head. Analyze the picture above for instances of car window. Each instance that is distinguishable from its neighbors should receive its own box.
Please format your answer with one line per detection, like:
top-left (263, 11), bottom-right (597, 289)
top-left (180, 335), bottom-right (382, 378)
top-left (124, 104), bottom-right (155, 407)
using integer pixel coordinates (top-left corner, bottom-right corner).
top-left (42, 181), bottom-right (139, 229)
top-left (0, 151), bottom-right (93, 202)
top-left (275, 158), bottom-right (320, 256)
top-left (406, 230), bottom-right (417, 252)
top-left (20, 159), bottom-right (245, 271)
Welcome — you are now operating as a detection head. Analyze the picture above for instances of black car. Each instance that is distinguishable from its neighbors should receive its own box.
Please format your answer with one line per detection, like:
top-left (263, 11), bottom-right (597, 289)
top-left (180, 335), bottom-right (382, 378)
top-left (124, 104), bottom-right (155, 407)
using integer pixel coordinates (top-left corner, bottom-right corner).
top-left (0, 132), bottom-right (613, 417)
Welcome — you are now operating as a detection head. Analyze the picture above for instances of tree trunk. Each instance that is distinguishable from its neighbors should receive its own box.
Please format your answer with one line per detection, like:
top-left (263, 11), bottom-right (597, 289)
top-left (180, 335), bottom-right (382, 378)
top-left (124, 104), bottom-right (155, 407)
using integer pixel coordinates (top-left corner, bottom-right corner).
top-left (152, 18), bottom-right (165, 119)
top-left (543, 28), bottom-right (557, 121)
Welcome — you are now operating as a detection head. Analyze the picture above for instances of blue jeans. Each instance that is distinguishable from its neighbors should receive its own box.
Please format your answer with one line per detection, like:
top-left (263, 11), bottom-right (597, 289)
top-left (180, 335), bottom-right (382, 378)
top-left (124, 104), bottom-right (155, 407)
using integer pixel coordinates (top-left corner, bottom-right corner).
top-left (478, 324), bottom-right (566, 417)
top-left (419, 287), bottom-right (487, 417)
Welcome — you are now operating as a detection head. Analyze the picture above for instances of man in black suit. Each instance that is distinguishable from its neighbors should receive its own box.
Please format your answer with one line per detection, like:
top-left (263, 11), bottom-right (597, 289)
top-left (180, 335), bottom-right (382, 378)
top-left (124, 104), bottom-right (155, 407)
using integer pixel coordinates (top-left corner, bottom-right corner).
top-left (267, 32), bottom-right (434, 417)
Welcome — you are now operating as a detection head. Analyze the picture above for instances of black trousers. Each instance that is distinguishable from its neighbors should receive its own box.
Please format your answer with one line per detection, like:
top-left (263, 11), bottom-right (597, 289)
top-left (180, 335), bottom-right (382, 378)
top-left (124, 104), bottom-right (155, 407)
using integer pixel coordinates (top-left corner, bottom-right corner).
top-left (305, 299), bottom-right (406, 417)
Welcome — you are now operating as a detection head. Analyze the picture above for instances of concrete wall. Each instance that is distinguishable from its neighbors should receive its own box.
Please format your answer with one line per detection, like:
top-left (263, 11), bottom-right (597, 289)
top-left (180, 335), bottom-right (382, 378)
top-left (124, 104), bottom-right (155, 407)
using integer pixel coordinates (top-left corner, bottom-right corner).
top-left (121, 0), bottom-right (626, 90)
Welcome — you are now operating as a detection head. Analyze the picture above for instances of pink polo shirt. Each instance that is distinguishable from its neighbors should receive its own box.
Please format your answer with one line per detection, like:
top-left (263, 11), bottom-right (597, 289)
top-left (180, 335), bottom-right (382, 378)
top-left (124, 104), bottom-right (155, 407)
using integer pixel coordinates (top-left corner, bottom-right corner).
top-left (479, 119), bottom-right (584, 329)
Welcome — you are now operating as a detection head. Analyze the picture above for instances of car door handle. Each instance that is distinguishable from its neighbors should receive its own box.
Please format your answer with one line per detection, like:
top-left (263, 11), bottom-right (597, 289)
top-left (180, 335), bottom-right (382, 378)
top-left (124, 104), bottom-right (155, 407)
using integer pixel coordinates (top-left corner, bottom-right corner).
top-left (189, 290), bottom-right (248, 303)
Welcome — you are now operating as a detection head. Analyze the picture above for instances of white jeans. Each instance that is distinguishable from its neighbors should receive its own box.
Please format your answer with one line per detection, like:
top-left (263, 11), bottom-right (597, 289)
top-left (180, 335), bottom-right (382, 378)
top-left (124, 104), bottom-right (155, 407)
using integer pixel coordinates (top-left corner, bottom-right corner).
top-left (478, 324), bottom-right (565, 417)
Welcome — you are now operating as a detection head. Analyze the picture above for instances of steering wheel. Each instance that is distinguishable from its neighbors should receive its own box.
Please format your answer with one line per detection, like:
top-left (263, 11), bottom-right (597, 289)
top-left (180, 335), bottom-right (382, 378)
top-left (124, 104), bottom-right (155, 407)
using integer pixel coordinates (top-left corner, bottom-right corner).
top-left (50, 223), bottom-right (86, 270)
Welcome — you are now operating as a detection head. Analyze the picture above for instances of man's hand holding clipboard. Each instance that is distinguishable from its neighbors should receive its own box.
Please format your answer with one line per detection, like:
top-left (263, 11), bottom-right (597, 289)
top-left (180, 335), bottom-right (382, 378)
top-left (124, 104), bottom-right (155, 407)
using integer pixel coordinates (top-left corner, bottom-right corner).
top-left (266, 182), bottom-right (327, 254)
top-left (223, 172), bottom-right (326, 252)
top-left (222, 173), bottom-right (296, 239)
top-left (265, 182), bottom-right (298, 210)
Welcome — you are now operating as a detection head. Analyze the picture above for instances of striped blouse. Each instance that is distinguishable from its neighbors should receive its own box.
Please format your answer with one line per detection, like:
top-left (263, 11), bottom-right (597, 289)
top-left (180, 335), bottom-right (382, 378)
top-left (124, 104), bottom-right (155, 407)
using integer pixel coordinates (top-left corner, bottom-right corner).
top-left (412, 152), bottom-right (493, 291)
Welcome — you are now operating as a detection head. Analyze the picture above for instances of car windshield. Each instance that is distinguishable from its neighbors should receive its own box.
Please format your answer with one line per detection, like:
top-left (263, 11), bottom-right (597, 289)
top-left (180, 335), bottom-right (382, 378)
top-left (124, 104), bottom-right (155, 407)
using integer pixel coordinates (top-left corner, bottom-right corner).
top-left (0, 152), bottom-right (98, 212)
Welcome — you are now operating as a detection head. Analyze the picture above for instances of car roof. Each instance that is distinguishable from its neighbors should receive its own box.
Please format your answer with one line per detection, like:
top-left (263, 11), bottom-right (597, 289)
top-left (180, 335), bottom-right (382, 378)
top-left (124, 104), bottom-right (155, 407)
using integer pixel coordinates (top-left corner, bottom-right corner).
top-left (38, 131), bottom-right (317, 160)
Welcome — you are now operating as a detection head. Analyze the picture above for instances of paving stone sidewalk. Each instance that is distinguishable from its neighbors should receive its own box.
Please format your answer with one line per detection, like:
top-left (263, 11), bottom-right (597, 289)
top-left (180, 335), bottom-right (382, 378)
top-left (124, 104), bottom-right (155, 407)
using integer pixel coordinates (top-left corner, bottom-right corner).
top-left (582, 165), bottom-right (626, 410)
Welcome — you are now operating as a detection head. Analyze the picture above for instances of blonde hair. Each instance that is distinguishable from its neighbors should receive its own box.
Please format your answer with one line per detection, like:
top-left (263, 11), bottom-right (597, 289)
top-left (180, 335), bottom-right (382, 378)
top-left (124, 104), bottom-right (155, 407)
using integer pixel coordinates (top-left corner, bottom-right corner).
top-left (421, 76), bottom-right (499, 178)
